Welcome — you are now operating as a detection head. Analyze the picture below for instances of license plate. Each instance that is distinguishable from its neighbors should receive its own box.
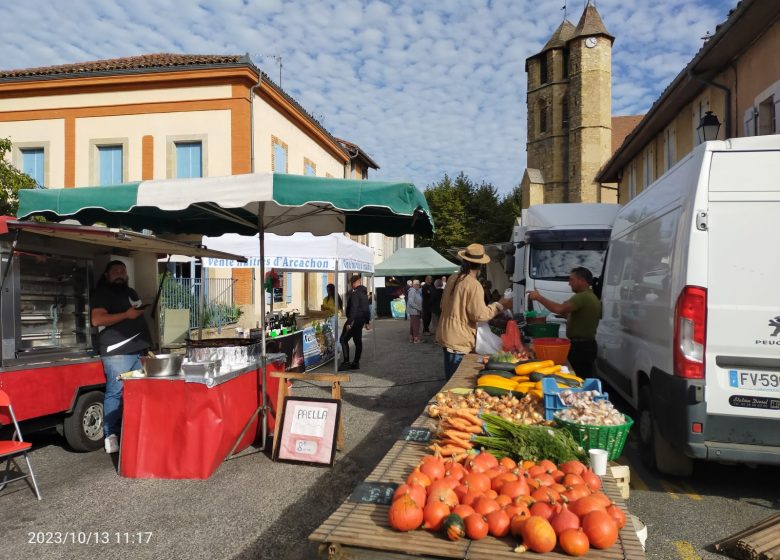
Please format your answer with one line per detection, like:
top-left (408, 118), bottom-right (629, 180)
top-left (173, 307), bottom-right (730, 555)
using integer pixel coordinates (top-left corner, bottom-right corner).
top-left (729, 369), bottom-right (780, 392)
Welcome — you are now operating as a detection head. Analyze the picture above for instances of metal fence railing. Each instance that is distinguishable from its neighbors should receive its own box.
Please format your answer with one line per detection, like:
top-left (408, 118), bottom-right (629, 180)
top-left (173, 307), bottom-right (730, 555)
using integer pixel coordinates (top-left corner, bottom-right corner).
top-left (159, 276), bottom-right (241, 330)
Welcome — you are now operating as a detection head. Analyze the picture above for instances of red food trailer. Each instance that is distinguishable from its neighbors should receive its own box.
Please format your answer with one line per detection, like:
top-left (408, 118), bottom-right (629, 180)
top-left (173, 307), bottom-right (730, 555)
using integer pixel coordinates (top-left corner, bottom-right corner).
top-left (0, 217), bottom-right (244, 451)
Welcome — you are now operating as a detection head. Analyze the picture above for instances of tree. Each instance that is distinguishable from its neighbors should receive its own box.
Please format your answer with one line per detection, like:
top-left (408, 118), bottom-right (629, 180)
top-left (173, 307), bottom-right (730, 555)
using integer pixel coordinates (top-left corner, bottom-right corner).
top-left (417, 172), bottom-right (522, 258)
top-left (0, 137), bottom-right (37, 216)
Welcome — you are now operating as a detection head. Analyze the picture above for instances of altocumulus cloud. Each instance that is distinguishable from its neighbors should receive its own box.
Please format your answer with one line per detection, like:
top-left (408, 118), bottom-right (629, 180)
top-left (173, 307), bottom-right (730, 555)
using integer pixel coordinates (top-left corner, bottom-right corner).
top-left (1, 0), bottom-right (734, 193)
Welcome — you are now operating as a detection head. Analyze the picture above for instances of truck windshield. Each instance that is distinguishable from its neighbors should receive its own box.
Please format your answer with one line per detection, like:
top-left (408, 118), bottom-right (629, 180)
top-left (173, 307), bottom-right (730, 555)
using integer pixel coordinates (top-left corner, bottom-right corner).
top-left (529, 241), bottom-right (608, 281)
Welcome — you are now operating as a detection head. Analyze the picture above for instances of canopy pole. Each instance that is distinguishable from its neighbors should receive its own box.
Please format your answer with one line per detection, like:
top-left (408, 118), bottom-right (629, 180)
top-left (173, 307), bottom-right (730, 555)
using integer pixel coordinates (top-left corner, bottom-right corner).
top-left (371, 272), bottom-right (377, 361)
top-left (258, 209), bottom-right (268, 452)
top-left (334, 254), bottom-right (339, 375)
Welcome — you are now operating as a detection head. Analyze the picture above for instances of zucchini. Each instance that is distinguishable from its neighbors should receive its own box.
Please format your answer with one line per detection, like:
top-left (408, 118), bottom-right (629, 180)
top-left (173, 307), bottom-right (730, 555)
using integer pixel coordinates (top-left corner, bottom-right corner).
top-left (528, 371), bottom-right (582, 387)
top-left (479, 385), bottom-right (521, 397)
top-left (484, 360), bottom-right (522, 372)
top-left (477, 369), bottom-right (516, 379)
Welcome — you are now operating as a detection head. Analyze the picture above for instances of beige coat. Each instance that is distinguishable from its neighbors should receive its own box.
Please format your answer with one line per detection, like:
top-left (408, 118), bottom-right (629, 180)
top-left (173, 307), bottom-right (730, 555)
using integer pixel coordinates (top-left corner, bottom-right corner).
top-left (436, 272), bottom-right (504, 353)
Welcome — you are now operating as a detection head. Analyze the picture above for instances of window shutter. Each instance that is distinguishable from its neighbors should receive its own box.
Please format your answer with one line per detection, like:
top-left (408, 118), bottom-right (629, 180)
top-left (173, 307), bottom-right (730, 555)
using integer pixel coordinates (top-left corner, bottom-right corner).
top-left (774, 98), bottom-right (779, 134)
top-left (285, 272), bottom-right (292, 304)
top-left (322, 273), bottom-right (328, 297)
top-left (231, 268), bottom-right (253, 305)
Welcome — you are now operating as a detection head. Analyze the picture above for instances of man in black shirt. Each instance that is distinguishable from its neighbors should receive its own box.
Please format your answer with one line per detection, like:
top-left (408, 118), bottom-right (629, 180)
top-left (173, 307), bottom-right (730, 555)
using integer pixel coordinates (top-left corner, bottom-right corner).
top-left (91, 260), bottom-right (152, 454)
top-left (421, 275), bottom-right (433, 335)
top-left (339, 274), bottom-right (370, 370)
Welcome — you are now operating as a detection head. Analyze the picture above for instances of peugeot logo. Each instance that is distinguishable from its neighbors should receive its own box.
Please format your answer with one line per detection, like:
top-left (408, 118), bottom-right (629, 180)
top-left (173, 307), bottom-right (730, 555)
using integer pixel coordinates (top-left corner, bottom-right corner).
top-left (770, 315), bottom-right (780, 337)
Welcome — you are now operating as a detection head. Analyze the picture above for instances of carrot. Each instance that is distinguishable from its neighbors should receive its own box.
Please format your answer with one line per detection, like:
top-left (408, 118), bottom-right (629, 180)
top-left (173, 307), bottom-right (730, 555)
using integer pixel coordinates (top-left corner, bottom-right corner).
top-left (451, 410), bottom-right (482, 425)
top-left (429, 443), bottom-right (462, 456)
top-left (443, 429), bottom-right (472, 442)
top-left (440, 438), bottom-right (473, 450)
top-left (443, 417), bottom-right (470, 430)
top-left (441, 406), bottom-right (479, 416)
top-left (460, 423), bottom-right (484, 434)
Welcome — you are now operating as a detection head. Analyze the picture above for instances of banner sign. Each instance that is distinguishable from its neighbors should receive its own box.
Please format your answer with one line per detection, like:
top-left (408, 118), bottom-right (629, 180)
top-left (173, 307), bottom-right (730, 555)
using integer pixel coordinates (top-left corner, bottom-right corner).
top-left (203, 256), bottom-right (373, 272)
top-left (302, 321), bottom-right (336, 370)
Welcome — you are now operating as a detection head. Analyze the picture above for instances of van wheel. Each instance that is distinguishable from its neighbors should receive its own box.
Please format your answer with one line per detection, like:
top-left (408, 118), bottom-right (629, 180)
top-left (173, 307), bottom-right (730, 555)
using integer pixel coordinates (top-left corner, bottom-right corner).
top-left (63, 391), bottom-right (104, 452)
top-left (638, 385), bottom-right (693, 477)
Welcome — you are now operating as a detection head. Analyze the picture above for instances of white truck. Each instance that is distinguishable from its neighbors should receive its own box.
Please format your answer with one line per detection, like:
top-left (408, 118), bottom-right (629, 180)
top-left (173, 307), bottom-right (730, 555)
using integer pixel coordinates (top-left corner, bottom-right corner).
top-left (596, 136), bottom-right (780, 476)
top-left (508, 203), bottom-right (620, 332)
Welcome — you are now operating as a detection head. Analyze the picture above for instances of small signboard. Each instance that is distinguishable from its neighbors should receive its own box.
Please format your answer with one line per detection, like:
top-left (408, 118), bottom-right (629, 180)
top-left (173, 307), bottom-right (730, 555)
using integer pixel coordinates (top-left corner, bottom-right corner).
top-left (348, 482), bottom-right (399, 506)
top-left (273, 396), bottom-right (341, 467)
top-left (399, 426), bottom-right (433, 443)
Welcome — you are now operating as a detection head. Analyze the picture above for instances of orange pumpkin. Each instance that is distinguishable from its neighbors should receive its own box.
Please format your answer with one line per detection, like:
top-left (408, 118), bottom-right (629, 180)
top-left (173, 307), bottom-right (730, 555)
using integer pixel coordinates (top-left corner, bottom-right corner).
top-left (406, 468), bottom-right (431, 488)
top-left (464, 514), bottom-right (489, 540)
top-left (393, 483), bottom-right (426, 509)
top-left (462, 472), bottom-right (491, 494)
top-left (518, 515), bottom-right (557, 553)
top-left (426, 483), bottom-right (459, 509)
top-left (473, 496), bottom-right (501, 516)
top-left (422, 501), bottom-right (451, 531)
top-left (452, 504), bottom-right (475, 519)
top-left (606, 504), bottom-right (627, 529)
top-left (388, 494), bottom-right (424, 532)
top-left (581, 470), bottom-right (603, 492)
top-left (510, 509), bottom-right (531, 537)
top-left (486, 509), bottom-right (511, 537)
top-left (559, 528), bottom-right (590, 556)
top-left (582, 510), bottom-right (618, 549)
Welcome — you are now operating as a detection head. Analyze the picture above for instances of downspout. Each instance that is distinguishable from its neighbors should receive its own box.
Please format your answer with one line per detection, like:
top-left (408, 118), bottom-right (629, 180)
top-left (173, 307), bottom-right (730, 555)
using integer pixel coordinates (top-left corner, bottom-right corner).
top-left (250, 66), bottom-right (263, 173)
top-left (688, 69), bottom-right (732, 139)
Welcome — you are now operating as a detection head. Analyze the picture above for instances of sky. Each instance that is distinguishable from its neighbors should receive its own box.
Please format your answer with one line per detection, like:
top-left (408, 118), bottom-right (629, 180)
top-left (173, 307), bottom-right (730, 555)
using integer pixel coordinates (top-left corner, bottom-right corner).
top-left (1, 0), bottom-right (736, 194)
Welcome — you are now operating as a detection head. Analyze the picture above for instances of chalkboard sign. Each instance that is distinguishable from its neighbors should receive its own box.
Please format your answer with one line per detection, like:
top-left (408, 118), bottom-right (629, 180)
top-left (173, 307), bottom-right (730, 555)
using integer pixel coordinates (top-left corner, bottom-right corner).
top-left (399, 427), bottom-right (433, 443)
top-left (348, 482), bottom-right (399, 505)
top-left (273, 396), bottom-right (341, 467)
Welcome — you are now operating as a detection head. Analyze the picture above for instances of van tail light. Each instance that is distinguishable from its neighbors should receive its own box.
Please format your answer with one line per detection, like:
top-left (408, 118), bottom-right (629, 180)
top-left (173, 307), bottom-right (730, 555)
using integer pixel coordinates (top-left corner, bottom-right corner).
top-left (674, 286), bottom-right (707, 379)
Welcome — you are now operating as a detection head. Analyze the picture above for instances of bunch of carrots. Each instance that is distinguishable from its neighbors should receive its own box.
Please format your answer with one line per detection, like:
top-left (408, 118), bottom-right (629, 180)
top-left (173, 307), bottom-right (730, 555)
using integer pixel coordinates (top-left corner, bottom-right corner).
top-left (429, 407), bottom-right (485, 460)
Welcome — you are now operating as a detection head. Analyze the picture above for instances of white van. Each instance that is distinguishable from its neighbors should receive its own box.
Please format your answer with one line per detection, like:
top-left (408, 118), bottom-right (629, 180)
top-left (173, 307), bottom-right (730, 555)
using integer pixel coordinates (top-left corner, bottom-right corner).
top-left (596, 136), bottom-right (780, 476)
top-left (509, 204), bottom-right (620, 328)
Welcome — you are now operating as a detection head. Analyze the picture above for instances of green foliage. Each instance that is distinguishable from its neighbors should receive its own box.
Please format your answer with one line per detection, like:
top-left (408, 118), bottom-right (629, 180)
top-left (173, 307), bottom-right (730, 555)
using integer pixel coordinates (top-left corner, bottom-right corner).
top-left (416, 172), bottom-right (522, 257)
top-left (159, 273), bottom-right (243, 329)
top-left (0, 137), bottom-right (38, 216)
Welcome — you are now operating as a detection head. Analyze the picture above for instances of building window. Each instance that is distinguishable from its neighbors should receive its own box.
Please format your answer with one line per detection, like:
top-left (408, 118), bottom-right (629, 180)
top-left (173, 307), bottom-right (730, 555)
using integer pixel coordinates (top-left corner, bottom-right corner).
top-left (643, 147), bottom-right (654, 188)
top-left (21, 148), bottom-right (45, 187)
top-left (561, 100), bottom-right (569, 131)
top-left (271, 136), bottom-right (288, 173)
top-left (628, 162), bottom-right (637, 199)
top-left (538, 100), bottom-right (548, 134)
top-left (304, 158), bottom-right (316, 176)
top-left (540, 54), bottom-right (548, 85)
top-left (664, 126), bottom-right (676, 172)
top-left (175, 141), bottom-right (202, 178)
top-left (563, 49), bottom-right (569, 79)
top-left (98, 145), bottom-right (123, 185)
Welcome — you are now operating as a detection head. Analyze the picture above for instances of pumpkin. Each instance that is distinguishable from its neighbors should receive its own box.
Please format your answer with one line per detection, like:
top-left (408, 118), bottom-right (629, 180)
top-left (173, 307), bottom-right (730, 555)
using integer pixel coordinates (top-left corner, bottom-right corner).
top-left (467, 451), bottom-right (498, 473)
top-left (462, 472), bottom-right (491, 494)
top-left (517, 515), bottom-right (557, 553)
top-left (464, 514), bottom-right (489, 540)
top-left (570, 494), bottom-right (607, 518)
top-left (426, 481), bottom-right (459, 508)
top-left (559, 528), bottom-right (590, 557)
top-left (538, 459), bottom-right (558, 473)
top-left (582, 510), bottom-right (618, 549)
top-left (486, 509), bottom-right (511, 538)
top-left (442, 513), bottom-right (466, 541)
top-left (529, 500), bottom-right (556, 521)
top-left (563, 473), bottom-right (585, 487)
top-left (491, 472), bottom-right (518, 492)
top-left (444, 461), bottom-right (467, 481)
top-left (461, 490), bottom-right (483, 507)
top-left (586, 492), bottom-right (612, 508)
top-left (499, 456), bottom-right (518, 470)
top-left (420, 459), bottom-right (446, 482)
top-left (560, 460), bottom-right (587, 476)
top-left (473, 496), bottom-right (501, 516)
top-left (551, 469), bottom-right (566, 483)
top-left (406, 468), bottom-right (431, 488)
top-left (388, 494), bottom-right (424, 532)
top-left (510, 510), bottom-right (531, 537)
top-left (500, 478), bottom-right (530, 499)
top-left (452, 504), bottom-right (475, 519)
top-left (393, 484), bottom-right (426, 509)
top-left (562, 484), bottom-right (591, 504)
top-left (606, 504), bottom-right (627, 529)
top-left (581, 470), bottom-right (602, 491)
top-left (550, 504), bottom-right (580, 535)
top-left (531, 486), bottom-right (561, 504)
top-left (422, 501), bottom-right (451, 531)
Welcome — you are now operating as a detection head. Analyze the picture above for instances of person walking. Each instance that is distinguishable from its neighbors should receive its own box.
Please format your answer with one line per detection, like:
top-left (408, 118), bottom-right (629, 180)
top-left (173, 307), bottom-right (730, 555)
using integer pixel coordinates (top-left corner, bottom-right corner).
top-left (339, 274), bottom-right (370, 370)
top-left (436, 244), bottom-right (512, 380)
top-left (430, 278), bottom-right (444, 332)
top-left (421, 275), bottom-right (433, 335)
top-left (406, 279), bottom-right (423, 343)
top-left (529, 266), bottom-right (601, 377)
top-left (90, 260), bottom-right (152, 454)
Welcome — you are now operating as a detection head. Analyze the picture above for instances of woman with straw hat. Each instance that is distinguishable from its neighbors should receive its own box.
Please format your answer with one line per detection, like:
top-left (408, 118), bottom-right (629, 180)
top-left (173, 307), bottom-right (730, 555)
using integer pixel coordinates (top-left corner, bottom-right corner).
top-left (436, 243), bottom-right (513, 380)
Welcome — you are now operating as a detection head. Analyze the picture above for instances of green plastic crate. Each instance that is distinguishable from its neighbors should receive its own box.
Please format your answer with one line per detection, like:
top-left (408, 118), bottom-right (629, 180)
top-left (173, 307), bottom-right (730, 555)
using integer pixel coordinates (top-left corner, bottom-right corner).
top-left (555, 414), bottom-right (634, 461)
top-left (525, 322), bottom-right (561, 338)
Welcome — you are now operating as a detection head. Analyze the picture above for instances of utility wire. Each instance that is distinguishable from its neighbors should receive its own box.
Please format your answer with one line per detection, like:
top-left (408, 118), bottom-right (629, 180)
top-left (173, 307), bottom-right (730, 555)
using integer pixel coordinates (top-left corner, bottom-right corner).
top-left (292, 377), bottom-right (445, 390)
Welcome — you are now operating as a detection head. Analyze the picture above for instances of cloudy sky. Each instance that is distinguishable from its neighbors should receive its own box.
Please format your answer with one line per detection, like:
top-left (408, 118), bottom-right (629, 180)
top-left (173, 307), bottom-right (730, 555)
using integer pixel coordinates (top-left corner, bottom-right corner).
top-left (2, 0), bottom-right (735, 193)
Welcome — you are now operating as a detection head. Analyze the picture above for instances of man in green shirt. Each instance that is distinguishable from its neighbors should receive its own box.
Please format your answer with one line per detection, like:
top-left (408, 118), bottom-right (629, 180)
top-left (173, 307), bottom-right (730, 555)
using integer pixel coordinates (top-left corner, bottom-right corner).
top-left (529, 267), bottom-right (601, 377)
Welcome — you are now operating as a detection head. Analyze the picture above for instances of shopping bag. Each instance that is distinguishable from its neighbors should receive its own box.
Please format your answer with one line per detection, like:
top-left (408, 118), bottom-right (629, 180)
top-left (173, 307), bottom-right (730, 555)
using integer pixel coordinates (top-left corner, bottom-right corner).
top-left (476, 322), bottom-right (503, 355)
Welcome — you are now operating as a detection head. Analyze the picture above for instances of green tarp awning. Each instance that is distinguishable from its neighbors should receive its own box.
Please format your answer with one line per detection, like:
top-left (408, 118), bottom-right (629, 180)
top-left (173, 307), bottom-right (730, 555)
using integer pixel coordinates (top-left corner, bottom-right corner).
top-left (374, 247), bottom-right (458, 276)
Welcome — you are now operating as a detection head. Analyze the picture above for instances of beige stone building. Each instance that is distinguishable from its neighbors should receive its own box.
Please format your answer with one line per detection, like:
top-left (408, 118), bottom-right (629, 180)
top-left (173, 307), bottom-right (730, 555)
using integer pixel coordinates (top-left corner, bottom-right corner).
top-left (597, 0), bottom-right (780, 201)
top-left (521, 2), bottom-right (641, 208)
top-left (0, 54), bottom-right (407, 326)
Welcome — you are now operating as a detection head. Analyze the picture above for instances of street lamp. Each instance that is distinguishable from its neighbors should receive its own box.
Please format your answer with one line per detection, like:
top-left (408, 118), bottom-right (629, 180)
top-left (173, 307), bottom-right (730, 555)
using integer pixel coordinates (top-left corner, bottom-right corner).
top-left (697, 110), bottom-right (721, 143)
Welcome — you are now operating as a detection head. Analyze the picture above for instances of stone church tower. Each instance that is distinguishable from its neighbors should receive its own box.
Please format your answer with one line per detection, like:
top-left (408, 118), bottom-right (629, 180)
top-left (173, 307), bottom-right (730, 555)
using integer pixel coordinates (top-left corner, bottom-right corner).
top-left (522, 2), bottom-right (614, 207)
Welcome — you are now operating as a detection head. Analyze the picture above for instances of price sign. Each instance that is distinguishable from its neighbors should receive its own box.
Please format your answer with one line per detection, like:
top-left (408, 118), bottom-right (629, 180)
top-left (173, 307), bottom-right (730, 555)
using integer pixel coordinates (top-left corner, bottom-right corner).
top-left (399, 427), bottom-right (432, 443)
top-left (348, 482), bottom-right (399, 505)
top-left (273, 397), bottom-right (340, 467)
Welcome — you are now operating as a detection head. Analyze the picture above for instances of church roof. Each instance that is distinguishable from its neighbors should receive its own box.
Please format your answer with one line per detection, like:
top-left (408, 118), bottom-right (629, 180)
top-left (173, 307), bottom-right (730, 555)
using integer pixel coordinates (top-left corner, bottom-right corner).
top-left (572, 3), bottom-right (614, 41)
top-left (542, 20), bottom-right (576, 51)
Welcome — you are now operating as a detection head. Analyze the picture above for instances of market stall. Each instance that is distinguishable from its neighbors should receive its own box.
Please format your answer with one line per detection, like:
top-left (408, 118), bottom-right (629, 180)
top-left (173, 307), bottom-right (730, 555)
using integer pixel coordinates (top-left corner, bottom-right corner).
top-left (201, 231), bottom-right (376, 371)
top-left (309, 353), bottom-right (645, 559)
top-left (373, 247), bottom-right (458, 317)
top-left (18, 172), bottom-right (434, 468)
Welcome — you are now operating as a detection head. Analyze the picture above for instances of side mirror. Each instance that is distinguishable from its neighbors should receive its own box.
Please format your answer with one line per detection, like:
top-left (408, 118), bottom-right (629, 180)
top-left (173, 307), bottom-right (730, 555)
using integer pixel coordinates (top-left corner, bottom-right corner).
top-left (504, 254), bottom-right (515, 276)
top-left (515, 278), bottom-right (526, 286)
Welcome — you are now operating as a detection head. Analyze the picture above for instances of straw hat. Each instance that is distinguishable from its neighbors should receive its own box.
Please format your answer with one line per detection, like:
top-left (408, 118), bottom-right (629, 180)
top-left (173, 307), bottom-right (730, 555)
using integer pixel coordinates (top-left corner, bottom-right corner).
top-left (458, 243), bottom-right (491, 264)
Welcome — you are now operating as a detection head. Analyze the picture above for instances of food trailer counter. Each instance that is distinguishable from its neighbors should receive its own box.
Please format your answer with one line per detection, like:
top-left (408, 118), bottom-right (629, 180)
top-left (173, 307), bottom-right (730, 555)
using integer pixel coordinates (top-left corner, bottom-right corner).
top-left (119, 353), bottom-right (286, 479)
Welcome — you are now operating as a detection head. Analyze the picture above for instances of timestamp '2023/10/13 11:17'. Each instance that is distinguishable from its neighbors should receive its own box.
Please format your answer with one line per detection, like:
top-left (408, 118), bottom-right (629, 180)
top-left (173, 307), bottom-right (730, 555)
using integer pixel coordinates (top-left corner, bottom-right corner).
top-left (27, 532), bottom-right (154, 545)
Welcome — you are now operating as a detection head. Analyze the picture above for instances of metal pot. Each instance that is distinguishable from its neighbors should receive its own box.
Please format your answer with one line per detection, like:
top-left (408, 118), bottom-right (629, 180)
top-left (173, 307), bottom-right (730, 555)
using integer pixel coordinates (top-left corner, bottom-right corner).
top-left (141, 354), bottom-right (184, 377)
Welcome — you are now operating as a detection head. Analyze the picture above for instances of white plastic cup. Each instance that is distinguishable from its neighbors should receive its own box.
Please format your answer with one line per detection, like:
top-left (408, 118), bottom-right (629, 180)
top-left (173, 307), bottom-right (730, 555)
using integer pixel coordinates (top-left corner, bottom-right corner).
top-left (589, 448), bottom-right (608, 476)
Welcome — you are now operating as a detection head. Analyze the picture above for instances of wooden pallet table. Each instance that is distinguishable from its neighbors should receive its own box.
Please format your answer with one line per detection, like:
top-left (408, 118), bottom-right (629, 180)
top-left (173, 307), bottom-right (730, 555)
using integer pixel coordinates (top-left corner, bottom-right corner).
top-left (310, 353), bottom-right (646, 559)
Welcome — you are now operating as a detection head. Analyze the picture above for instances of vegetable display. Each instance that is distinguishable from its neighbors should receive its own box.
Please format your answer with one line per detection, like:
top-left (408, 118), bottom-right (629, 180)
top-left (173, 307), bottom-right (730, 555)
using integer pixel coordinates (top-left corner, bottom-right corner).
top-left (555, 391), bottom-right (626, 426)
top-left (388, 452), bottom-right (624, 556)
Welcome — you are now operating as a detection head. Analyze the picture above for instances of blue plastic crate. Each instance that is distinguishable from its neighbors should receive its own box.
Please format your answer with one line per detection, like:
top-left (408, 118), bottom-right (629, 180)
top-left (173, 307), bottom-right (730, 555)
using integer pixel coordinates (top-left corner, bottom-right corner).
top-left (542, 377), bottom-right (607, 421)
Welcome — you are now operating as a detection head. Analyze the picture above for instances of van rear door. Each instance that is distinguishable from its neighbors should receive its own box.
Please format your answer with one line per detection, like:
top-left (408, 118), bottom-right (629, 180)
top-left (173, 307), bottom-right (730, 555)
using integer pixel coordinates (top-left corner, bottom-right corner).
top-left (705, 148), bottom-right (780, 427)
